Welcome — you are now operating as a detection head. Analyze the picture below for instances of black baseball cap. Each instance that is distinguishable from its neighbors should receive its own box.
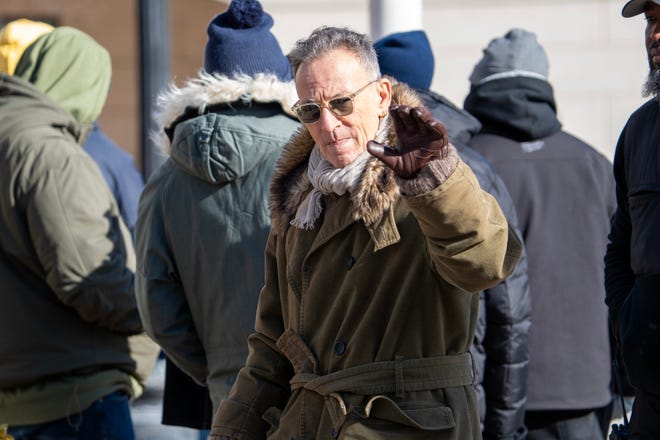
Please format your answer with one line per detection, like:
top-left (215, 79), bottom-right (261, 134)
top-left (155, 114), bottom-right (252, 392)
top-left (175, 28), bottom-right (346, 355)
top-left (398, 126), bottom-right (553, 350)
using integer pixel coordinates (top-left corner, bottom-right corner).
top-left (622, 0), bottom-right (660, 17)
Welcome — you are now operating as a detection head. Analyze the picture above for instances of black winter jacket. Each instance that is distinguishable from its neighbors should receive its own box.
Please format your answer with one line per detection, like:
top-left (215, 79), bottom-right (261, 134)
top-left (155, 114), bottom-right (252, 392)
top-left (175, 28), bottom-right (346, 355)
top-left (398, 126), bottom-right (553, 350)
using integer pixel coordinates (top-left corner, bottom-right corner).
top-left (465, 77), bottom-right (616, 412)
top-left (420, 89), bottom-right (531, 439)
top-left (605, 98), bottom-right (660, 397)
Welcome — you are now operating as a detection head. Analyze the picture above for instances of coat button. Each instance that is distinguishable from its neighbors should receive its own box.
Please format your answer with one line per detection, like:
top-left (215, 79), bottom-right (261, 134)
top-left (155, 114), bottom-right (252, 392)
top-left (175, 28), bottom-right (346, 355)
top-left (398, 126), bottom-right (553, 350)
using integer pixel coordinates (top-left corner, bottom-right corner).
top-left (345, 256), bottom-right (356, 270)
top-left (331, 428), bottom-right (339, 438)
top-left (333, 340), bottom-right (346, 355)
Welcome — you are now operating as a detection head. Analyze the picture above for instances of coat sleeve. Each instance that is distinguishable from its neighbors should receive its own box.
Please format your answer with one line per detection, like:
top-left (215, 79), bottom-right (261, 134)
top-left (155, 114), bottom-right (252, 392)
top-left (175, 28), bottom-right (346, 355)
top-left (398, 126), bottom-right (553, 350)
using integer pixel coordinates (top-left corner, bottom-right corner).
top-left (27, 151), bottom-right (141, 334)
top-left (404, 158), bottom-right (522, 293)
top-left (211, 230), bottom-right (294, 440)
top-left (134, 170), bottom-right (209, 385)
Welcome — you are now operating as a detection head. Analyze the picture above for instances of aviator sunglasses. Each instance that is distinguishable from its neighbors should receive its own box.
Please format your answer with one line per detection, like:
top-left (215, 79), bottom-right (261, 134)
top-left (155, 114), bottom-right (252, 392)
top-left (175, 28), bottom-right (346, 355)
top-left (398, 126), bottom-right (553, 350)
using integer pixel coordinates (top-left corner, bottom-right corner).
top-left (291, 79), bottom-right (379, 124)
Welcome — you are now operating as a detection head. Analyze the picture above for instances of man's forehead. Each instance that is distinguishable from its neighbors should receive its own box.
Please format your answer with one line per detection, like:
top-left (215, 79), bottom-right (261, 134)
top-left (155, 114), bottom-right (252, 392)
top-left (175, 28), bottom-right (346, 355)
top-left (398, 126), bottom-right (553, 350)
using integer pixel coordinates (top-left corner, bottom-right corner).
top-left (301, 48), bottom-right (361, 72)
top-left (296, 51), bottom-right (369, 91)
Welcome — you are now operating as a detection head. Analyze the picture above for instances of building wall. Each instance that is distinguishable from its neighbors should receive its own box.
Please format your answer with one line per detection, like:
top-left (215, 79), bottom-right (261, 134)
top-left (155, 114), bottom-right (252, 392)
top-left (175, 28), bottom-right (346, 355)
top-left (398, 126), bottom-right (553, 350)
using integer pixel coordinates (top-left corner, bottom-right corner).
top-left (0, 0), bottom-right (647, 170)
top-left (0, 0), bottom-right (226, 169)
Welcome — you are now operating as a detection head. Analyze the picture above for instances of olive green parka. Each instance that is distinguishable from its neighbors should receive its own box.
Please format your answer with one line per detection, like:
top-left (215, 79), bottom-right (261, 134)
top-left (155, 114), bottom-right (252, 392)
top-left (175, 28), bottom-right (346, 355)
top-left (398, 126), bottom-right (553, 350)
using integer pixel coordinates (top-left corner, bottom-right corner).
top-left (0, 27), bottom-right (153, 425)
top-left (211, 83), bottom-right (521, 440)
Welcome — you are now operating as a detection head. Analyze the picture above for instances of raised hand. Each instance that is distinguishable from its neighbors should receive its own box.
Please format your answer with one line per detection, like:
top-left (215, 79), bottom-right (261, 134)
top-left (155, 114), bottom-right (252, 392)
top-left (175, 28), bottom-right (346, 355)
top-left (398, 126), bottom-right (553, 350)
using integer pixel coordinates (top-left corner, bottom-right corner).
top-left (367, 105), bottom-right (449, 178)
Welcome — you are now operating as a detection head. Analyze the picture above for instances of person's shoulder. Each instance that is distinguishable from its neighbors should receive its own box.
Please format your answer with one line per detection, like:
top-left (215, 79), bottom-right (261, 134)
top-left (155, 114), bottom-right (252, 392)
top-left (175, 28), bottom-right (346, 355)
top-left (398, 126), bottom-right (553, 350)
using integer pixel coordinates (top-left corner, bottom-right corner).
top-left (85, 128), bottom-right (134, 160)
top-left (626, 98), bottom-right (660, 127)
top-left (556, 130), bottom-right (608, 157)
top-left (635, 97), bottom-right (659, 113)
top-left (550, 131), bottom-right (613, 179)
top-left (24, 126), bottom-right (90, 166)
top-left (455, 143), bottom-right (492, 174)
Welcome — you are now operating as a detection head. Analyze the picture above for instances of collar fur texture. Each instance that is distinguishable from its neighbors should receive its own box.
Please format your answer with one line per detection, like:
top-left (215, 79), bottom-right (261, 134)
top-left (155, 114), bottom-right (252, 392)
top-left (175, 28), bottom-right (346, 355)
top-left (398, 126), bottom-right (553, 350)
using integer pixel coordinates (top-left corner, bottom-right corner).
top-left (269, 79), bottom-right (422, 232)
top-left (152, 72), bottom-right (298, 155)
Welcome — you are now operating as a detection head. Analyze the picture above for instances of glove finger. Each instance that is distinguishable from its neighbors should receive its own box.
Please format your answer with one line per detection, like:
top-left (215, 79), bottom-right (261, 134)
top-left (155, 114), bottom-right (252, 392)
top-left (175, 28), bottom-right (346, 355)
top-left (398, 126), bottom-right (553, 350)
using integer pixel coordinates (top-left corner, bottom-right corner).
top-left (367, 140), bottom-right (403, 170)
top-left (388, 105), bottom-right (407, 134)
top-left (390, 105), bottom-right (419, 133)
top-left (426, 117), bottom-right (448, 139)
top-left (410, 107), bottom-right (434, 134)
top-left (411, 106), bottom-right (447, 138)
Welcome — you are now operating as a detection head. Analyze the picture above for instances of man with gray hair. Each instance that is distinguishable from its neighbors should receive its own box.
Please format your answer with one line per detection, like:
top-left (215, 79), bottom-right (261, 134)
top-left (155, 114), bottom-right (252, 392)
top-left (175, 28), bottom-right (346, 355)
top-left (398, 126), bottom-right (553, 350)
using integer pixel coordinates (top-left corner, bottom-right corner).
top-left (210, 25), bottom-right (521, 440)
top-left (605, 1), bottom-right (660, 438)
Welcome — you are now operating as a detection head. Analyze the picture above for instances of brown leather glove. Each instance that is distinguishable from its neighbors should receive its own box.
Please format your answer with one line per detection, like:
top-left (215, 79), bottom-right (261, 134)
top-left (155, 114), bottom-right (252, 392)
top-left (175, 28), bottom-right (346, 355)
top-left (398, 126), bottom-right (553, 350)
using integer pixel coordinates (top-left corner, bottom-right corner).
top-left (367, 105), bottom-right (449, 178)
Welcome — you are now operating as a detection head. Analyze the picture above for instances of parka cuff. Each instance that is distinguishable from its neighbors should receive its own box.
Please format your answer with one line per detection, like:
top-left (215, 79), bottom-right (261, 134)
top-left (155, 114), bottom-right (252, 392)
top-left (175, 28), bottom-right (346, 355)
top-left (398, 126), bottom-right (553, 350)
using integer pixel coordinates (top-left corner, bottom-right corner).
top-left (396, 144), bottom-right (459, 196)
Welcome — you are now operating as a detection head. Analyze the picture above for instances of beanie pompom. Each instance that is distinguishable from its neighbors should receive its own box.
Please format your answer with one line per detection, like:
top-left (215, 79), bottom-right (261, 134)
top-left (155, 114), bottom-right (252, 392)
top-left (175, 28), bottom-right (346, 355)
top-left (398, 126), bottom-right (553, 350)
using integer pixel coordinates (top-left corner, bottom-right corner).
top-left (203, 0), bottom-right (292, 81)
top-left (227, 0), bottom-right (263, 29)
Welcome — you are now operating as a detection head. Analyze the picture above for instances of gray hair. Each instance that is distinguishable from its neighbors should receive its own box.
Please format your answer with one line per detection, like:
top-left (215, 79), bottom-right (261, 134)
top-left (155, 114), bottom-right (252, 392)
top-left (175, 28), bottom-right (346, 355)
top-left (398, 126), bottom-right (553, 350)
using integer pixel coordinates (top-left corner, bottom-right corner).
top-left (288, 26), bottom-right (381, 80)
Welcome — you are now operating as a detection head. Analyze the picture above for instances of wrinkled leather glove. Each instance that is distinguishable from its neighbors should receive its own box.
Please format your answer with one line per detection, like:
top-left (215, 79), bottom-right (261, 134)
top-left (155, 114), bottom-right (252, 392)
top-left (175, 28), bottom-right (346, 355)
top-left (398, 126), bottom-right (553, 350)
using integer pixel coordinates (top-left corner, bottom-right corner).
top-left (367, 105), bottom-right (449, 178)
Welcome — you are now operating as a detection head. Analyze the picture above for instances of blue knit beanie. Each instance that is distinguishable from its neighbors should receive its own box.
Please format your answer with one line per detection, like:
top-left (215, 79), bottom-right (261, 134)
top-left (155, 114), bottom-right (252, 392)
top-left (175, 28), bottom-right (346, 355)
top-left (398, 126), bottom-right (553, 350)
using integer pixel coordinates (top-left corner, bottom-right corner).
top-left (204, 0), bottom-right (291, 81)
top-left (469, 28), bottom-right (549, 86)
top-left (373, 30), bottom-right (434, 91)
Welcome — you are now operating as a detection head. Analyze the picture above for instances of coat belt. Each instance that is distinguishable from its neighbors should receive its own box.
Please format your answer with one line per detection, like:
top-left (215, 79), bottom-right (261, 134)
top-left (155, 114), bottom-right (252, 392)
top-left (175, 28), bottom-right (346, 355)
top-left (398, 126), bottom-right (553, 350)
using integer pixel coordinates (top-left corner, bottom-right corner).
top-left (275, 328), bottom-right (475, 432)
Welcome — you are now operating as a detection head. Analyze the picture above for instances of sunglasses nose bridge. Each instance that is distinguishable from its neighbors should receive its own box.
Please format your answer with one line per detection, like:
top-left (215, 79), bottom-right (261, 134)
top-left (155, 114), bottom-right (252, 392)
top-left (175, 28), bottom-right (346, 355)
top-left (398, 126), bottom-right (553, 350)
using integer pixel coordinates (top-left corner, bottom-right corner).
top-left (317, 103), bottom-right (343, 127)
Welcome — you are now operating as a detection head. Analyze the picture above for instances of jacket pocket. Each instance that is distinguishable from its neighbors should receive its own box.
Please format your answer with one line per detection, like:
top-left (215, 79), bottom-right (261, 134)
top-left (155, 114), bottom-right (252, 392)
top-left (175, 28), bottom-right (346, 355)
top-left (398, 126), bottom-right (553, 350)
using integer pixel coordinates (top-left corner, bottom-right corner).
top-left (340, 395), bottom-right (455, 439)
top-left (263, 406), bottom-right (283, 437)
top-left (618, 274), bottom-right (660, 395)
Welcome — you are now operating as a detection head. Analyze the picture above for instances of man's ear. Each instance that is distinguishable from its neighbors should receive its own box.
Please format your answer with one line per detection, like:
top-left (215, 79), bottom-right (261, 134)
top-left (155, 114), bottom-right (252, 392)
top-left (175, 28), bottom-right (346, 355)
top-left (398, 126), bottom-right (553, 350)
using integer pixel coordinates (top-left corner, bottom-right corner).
top-left (376, 77), bottom-right (392, 113)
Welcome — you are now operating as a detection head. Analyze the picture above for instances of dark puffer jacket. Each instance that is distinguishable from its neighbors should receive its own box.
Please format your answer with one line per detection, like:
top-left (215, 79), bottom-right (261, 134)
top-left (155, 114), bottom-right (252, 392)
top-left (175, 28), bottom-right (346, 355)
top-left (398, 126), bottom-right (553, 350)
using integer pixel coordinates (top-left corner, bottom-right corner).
top-left (420, 88), bottom-right (531, 440)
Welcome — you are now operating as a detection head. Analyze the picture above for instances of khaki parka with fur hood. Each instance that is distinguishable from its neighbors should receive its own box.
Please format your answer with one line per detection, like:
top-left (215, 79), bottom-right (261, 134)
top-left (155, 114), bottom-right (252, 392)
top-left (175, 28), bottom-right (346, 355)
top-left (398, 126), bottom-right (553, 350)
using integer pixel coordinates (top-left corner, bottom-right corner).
top-left (211, 82), bottom-right (521, 440)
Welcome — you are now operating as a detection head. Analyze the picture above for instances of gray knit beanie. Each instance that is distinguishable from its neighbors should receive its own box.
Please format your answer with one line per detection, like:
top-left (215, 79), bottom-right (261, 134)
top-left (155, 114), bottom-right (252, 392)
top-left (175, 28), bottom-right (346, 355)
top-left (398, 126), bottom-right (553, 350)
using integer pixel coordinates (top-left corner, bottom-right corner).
top-left (469, 28), bottom-right (549, 86)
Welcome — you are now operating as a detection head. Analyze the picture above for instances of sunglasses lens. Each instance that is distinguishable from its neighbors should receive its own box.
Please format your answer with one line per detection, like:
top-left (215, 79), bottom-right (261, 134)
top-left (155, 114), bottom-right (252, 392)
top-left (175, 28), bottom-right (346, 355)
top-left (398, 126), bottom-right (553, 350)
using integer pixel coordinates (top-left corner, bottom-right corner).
top-left (296, 103), bottom-right (321, 123)
top-left (295, 96), bottom-right (354, 123)
top-left (328, 97), bottom-right (353, 116)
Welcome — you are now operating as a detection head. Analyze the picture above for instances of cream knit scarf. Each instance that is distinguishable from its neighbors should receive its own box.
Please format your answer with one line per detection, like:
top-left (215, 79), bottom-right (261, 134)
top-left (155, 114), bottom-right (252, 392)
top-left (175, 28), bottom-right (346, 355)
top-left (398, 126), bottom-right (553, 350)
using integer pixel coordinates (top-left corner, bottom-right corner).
top-left (291, 118), bottom-right (390, 230)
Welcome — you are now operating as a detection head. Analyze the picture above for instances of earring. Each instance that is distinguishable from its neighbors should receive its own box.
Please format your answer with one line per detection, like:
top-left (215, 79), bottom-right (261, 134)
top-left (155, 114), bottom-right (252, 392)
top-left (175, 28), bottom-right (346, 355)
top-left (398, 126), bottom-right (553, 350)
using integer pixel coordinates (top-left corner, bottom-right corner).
top-left (378, 111), bottom-right (387, 119)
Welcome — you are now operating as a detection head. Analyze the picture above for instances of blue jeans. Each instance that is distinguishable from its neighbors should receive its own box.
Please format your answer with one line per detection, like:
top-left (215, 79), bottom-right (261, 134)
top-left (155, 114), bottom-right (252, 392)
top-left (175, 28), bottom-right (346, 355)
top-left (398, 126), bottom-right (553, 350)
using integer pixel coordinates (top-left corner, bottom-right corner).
top-left (8, 391), bottom-right (135, 440)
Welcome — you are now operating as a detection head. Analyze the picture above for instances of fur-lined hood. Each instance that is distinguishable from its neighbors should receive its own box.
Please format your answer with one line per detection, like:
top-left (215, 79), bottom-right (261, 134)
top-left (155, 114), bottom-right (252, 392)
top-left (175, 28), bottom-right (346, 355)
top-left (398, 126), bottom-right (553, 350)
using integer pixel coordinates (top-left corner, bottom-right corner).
top-left (152, 72), bottom-right (298, 155)
top-left (269, 80), bottom-right (422, 232)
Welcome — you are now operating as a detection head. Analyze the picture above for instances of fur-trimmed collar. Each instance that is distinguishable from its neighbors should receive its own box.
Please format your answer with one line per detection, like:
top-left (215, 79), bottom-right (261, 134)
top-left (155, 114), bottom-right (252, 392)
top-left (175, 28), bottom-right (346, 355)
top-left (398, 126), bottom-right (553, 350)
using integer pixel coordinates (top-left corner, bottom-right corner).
top-left (269, 80), bottom-right (422, 232)
top-left (152, 72), bottom-right (298, 155)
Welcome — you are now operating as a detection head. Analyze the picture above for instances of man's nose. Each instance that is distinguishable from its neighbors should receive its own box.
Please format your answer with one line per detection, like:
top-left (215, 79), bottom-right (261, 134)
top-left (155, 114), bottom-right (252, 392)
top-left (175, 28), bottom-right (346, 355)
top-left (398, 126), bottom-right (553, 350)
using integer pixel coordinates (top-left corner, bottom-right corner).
top-left (651, 23), bottom-right (660, 41)
top-left (318, 106), bottom-right (340, 131)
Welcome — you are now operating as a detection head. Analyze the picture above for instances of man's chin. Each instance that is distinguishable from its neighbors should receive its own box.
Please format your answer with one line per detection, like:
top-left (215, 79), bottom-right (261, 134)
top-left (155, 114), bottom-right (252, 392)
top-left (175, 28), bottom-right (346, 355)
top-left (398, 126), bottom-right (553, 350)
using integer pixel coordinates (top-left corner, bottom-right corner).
top-left (642, 67), bottom-right (660, 99)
